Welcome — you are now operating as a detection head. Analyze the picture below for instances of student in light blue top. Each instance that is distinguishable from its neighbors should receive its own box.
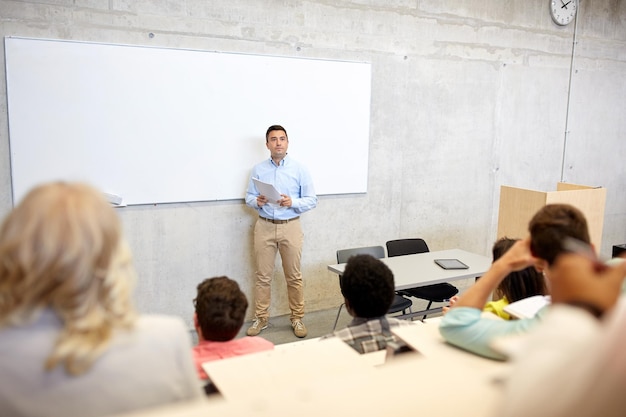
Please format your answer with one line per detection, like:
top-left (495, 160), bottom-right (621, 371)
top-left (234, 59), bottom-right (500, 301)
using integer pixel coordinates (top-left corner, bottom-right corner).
top-left (439, 203), bottom-right (593, 360)
top-left (245, 125), bottom-right (317, 339)
top-left (483, 237), bottom-right (548, 320)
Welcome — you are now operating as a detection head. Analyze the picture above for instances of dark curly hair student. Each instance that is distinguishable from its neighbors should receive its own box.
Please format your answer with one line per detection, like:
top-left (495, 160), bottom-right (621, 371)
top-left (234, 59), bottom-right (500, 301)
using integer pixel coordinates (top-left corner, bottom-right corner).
top-left (322, 254), bottom-right (413, 354)
top-left (194, 276), bottom-right (248, 341)
top-left (340, 254), bottom-right (395, 318)
top-left (191, 276), bottom-right (273, 381)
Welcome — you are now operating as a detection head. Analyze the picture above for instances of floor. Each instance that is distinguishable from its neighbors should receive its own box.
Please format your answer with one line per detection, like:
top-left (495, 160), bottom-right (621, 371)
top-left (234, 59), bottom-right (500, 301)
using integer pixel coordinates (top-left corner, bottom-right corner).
top-left (237, 298), bottom-right (445, 345)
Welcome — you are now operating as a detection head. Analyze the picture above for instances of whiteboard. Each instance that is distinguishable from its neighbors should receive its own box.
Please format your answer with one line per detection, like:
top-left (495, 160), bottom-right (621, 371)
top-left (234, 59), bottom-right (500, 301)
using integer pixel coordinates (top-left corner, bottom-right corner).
top-left (4, 37), bottom-right (371, 205)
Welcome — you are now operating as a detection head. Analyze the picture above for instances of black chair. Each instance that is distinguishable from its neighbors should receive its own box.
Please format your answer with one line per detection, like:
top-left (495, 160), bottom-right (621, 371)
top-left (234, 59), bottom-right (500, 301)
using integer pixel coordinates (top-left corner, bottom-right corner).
top-left (385, 238), bottom-right (459, 320)
top-left (333, 245), bottom-right (413, 330)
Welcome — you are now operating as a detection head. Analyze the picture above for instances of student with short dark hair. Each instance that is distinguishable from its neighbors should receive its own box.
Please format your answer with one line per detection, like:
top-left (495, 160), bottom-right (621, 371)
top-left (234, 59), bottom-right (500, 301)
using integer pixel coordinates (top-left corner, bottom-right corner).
top-left (321, 254), bottom-right (411, 354)
top-left (499, 252), bottom-right (626, 417)
top-left (192, 276), bottom-right (273, 380)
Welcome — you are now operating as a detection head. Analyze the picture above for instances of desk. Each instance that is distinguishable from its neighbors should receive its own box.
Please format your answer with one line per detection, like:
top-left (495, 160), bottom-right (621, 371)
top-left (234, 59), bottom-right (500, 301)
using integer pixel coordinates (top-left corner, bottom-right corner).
top-left (328, 249), bottom-right (491, 318)
top-left (392, 317), bottom-right (510, 377)
top-left (201, 337), bottom-right (369, 401)
top-left (328, 248), bottom-right (491, 290)
top-left (113, 320), bottom-right (505, 417)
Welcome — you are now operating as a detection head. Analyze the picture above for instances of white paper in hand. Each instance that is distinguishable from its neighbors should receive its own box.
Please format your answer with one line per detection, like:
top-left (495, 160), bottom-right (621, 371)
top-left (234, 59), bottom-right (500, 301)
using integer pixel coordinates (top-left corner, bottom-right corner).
top-left (252, 178), bottom-right (282, 206)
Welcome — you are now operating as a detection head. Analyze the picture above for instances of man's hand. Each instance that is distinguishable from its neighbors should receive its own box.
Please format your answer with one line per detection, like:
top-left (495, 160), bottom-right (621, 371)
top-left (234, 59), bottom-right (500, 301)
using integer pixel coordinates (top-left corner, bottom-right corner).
top-left (453, 238), bottom-right (536, 310)
top-left (494, 238), bottom-right (537, 273)
top-left (257, 195), bottom-right (268, 207)
top-left (278, 194), bottom-right (292, 208)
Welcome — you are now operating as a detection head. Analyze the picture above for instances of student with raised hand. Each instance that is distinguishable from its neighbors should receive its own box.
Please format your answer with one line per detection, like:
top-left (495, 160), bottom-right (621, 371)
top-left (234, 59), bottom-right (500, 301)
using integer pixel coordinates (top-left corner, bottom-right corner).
top-left (439, 203), bottom-right (593, 360)
top-left (192, 276), bottom-right (274, 381)
top-left (321, 254), bottom-right (412, 354)
top-left (483, 237), bottom-right (548, 320)
top-left (0, 182), bottom-right (203, 417)
top-left (499, 252), bottom-right (626, 417)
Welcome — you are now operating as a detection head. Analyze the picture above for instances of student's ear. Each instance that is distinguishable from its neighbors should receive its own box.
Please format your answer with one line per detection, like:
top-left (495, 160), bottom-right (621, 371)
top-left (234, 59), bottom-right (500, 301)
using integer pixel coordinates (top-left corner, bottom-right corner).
top-left (344, 298), bottom-right (356, 317)
top-left (193, 313), bottom-right (204, 340)
top-left (534, 259), bottom-right (549, 274)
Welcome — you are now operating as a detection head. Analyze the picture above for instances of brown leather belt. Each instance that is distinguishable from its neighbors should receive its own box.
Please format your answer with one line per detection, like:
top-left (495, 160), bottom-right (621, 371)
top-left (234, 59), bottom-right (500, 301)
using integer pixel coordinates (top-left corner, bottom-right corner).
top-left (259, 216), bottom-right (300, 224)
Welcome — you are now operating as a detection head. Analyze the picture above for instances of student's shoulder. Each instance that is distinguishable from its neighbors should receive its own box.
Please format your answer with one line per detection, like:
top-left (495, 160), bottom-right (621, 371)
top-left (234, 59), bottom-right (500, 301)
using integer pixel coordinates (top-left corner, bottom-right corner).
top-left (387, 317), bottom-right (414, 327)
top-left (283, 155), bottom-right (309, 169)
top-left (242, 335), bottom-right (274, 348)
top-left (111, 315), bottom-right (192, 355)
top-left (484, 297), bottom-right (511, 320)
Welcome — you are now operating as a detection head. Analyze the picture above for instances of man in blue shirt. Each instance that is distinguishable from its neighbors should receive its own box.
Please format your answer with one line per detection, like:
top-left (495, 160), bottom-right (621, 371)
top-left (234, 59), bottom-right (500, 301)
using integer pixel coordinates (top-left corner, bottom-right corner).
top-left (245, 125), bottom-right (317, 338)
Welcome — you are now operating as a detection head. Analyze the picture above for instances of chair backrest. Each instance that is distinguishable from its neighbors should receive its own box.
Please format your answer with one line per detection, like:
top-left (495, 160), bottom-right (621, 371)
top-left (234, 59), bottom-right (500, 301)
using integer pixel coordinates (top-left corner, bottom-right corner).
top-left (336, 245), bottom-right (385, 264)
top-left (386, 238), bottom-right (429, 257)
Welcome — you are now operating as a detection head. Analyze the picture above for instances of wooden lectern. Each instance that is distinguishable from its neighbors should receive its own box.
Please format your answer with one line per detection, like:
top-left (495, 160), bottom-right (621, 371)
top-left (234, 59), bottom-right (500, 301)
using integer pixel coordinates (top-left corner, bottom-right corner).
top-left (497, 183), bottom-right (606, 249)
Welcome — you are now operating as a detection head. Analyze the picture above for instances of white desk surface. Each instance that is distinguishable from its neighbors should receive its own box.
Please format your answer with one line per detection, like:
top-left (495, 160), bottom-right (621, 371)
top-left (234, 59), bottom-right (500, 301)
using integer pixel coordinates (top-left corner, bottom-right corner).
top-left (113, 321), bottom-right (505, 417)
top-left (327, 248), bottom-right (492, 291)
top-left (201, 336), bottom-right (370, 401)
top-left (392, 317), bottom-right (510, 377)
top-left (114, 363), bottom-right (502, 417)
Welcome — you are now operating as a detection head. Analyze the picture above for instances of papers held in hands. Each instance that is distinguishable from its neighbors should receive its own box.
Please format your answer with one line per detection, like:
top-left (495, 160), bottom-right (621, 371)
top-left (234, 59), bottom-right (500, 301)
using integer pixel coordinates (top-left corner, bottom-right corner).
top-left (252, 178), bottom-right (282, 206)
top-left (434, 259), bottom-right (469, 270)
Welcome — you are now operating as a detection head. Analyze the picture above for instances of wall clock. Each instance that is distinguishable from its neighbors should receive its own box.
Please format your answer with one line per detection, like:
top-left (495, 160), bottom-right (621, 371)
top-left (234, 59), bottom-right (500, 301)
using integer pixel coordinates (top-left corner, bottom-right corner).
top-left (550, 0), bottom-right (578, 26)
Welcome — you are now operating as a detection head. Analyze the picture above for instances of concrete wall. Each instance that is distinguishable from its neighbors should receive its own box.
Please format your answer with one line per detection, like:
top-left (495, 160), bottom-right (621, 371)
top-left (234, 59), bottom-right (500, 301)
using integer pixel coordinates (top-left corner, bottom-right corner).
top-left (1, 0), bottom-right (624, 328)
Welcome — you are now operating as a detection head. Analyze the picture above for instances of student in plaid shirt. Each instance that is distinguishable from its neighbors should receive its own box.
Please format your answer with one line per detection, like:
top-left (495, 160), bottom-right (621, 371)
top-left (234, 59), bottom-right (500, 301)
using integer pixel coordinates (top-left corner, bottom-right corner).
top-left (322, 254), bottom-right (411, 353)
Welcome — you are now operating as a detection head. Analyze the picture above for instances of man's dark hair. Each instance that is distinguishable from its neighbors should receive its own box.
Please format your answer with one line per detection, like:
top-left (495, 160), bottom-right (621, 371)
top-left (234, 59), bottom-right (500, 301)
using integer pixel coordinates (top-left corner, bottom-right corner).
top-left (265, 124), bottom-right (288, 142)
top-left (528, 203), bottom-right (590, 266)
top-left (194, 276), bottom-right (248, 341)
top-left (340, 254), bottom-right (394, 318)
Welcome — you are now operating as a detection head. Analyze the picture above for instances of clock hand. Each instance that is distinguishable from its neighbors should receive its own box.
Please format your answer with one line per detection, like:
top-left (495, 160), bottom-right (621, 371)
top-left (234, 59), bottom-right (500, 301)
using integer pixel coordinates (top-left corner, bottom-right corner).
top-left (561, 0), bottom-right (571, 9)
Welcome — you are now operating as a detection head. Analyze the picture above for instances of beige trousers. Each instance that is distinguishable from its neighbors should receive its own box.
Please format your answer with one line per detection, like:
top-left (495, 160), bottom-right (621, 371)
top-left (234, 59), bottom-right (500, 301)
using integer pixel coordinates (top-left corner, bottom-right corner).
top-left (253, 217), bottom-right (304, 321)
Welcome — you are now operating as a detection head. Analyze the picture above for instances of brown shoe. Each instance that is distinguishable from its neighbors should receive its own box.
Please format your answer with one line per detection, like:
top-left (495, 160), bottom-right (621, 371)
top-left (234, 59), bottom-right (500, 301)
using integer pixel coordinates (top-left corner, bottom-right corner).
top-left (291, 320), bottom-right (307, 338)
top-left (246, 318), bottom-right (268, 336)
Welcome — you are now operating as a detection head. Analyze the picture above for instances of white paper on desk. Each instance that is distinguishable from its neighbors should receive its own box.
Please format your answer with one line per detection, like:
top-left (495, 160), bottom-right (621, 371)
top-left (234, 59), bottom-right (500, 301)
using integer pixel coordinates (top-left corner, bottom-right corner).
top-left (252, 178), bottom-right (282, 206)
top-left (503, 295), bottom-right (551, 319)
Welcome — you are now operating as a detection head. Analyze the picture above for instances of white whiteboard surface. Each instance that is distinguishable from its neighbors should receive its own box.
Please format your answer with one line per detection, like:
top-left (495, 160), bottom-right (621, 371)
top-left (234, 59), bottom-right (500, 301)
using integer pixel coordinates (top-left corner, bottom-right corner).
top-left (4, 37), bottom-right (371, 206)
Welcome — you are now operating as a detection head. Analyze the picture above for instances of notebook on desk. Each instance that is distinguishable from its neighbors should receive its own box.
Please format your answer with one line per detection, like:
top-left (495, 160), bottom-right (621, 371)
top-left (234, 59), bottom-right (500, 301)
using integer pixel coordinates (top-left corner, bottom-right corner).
top-left (503, 295), bottom-right (551, 319)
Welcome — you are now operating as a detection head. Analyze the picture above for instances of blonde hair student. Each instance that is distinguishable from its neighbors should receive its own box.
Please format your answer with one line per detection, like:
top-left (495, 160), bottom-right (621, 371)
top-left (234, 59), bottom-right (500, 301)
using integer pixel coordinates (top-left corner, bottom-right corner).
top-left (0, 182), bottom-right (203, 417)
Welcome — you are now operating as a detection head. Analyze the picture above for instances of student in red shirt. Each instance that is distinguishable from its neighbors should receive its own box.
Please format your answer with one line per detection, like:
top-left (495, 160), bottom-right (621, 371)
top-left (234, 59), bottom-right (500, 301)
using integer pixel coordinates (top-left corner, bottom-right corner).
top-left (192, 276), bottom-right (274, 381)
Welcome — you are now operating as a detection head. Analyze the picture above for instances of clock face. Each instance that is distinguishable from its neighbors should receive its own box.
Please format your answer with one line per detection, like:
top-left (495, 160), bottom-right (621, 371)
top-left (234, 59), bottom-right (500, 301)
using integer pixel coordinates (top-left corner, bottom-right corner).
top-left (551, 0), bottom-right (577, 26)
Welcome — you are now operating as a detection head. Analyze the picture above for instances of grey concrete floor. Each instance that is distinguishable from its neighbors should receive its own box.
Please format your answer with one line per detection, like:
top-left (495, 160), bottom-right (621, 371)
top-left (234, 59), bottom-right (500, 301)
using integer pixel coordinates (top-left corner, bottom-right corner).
top-left (238, 298), bottom-right (445, 345)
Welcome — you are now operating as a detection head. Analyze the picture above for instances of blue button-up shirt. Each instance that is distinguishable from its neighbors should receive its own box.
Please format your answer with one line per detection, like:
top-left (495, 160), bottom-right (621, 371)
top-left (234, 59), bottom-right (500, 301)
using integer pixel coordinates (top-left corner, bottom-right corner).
top-left (245, 155), bottom-right (318, 220)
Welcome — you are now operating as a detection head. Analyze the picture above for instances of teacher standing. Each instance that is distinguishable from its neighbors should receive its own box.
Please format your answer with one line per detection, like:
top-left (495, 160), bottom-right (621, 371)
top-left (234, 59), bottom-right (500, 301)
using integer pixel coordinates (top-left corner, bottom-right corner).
top-left (245, 125), bottom-right (318, 338)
